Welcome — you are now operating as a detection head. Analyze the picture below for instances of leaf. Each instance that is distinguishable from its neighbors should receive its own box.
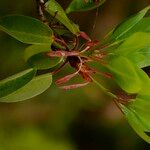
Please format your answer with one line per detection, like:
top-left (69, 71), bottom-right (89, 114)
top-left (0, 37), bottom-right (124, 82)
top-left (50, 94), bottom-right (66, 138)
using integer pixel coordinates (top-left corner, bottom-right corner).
top-left (53, 27), bottom-right (71, 37)
top-left (108, 56), bottom-right (142, 93)
top-left (126, 52), bottom-right (145, 68)
top-left (111, 6), bottom-right (150, 40)
top-left (24, 44), bottom-right (63, 70)
top-left (115, 32), bottom-right (150, 55)
top-left (45, 0), bottom-right (79, 35)
top-left (118, 17), bottom-right (150, 39)
top-left (24, 44), bottom-right (52, 61)
top-left (113, 32), bottom-right (150, 69)
top-left (66, 0), bottom-right (105, 13)
top-left (120, 104), bottom-right (150, 144)
top-left (0, 15), bottom-right (53, 44)
top-left (0, 68), bottom-right (36, 98)
top-left (28, 54), bottom-right (63, 70)
top-left (137, 94), bottom-right (150, 101)
top-left (135, 67), bottom-right (150, 95)
top-left (0, 74), bottom-right (52, 102)
top-left (128, 98), bottom-right (150, 132)
top-left (137, 46), bottom-right (150, 68)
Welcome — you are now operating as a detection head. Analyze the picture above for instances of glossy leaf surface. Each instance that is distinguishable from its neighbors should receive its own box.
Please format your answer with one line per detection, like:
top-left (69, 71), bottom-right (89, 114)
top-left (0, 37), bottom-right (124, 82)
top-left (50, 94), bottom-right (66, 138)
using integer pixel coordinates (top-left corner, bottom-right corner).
top-left (45, 0), bottom-right (79, 34)
top-left (111, 6), bottom-right (150, 40)
top-left (118, 17), bottom-right (150, 39)
top-left (134, 46), bottom-right (150, 68)
top-left (135, 67), bottom-right (150, 95)
top-left (128, 98), bottom-right (150, 131)
top-left (121, 104), bottom-right (150, 144)
top-left (0, 74), bottom-right (52, 102)
top-left (108, 56), bottom-right (142, 93)
top-left (25, 44), bottom-right (63, 70)
top-left (0, 68), bottom-right (36, 98)
top-left (24, 44), bottom-right (52, 61)
top-left (0, 15), bottom-right (53, 44)
top-left (28, 54), bottom-right (63, 70)
top-left (115, 32), bottom-right (150, 55)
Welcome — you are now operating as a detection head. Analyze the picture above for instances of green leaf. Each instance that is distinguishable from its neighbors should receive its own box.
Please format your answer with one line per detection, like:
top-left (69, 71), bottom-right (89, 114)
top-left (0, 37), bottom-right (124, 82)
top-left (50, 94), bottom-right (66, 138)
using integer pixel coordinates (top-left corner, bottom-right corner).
top-left (137, 94), bottom-right (150, 101)
top-left (24, 44), bottom-right (63, 70)
top-left (120, 104), bottom-right (150, 144)
top-left (66, 0), bottom-right (105, 13)
top-left (118, 17), bottom-right (150, 39)
top-left (108, 56), bottom-right (142, 93)
top-left (111, 6), bottom-right (150, 40)
top-left (0, 74), bottom-right (52, 102)
top-left (24, 44), bottom-right (52, 61)
top-left (28, 54), bottom-right (63, 70)
top-left (112, 32), bottom-right (150, 68)
top-left (126, 51), bottom-right (145, 68)
top-left (0, 15), bottom-right (53, 44)
top-left (45, 0), bottom-right (79, 35)
top-left (137, 46), bottom-right (150, 68)
top-left (53, 27), bottom-right (71, 37)
top-left (135, 67), bottom-right (150, 95)
top-left (0, 68), bottom-right (36, 98)
top-left (128, 98), bottom-right (150, 131)
top-left (115, 32), bottom-right (150, 55)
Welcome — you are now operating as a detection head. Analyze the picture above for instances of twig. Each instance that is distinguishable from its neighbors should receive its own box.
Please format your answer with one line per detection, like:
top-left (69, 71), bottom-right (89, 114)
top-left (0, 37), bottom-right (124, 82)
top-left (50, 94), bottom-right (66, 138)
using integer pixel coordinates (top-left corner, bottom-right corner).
top-left (36, 0), bottom-right (48, 24)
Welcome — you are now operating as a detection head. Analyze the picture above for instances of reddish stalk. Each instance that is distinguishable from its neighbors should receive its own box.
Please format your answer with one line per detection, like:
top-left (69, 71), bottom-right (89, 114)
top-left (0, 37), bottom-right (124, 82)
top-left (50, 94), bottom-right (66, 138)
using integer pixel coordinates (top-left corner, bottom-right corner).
top-left (60, 82), bottom-right (90, 90)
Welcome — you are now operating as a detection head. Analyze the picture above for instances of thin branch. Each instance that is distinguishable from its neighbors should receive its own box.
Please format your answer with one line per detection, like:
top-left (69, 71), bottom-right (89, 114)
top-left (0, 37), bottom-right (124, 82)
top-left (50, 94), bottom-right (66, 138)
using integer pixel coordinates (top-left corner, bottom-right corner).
top-left (36, 0), bottom-right (48, 24)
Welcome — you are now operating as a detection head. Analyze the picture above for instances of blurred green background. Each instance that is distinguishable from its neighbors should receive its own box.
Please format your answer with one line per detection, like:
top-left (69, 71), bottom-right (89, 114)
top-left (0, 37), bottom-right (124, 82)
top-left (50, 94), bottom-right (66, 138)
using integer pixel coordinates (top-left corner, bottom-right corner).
top-left (0, 0), bottom-right (150, 150)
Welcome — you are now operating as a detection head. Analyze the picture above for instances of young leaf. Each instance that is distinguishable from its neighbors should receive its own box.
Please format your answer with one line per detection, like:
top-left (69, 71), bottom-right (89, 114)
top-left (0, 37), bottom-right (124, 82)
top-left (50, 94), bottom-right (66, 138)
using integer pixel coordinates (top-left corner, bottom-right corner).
top-left (137, 46), bottom-right (150, 68)
top-left (108, 56), bottom-right (142, 93)
top-left (115, 32), bottom-right (150, 56)
top-left (66, 0), bottom-right (105, 13)
top-left (126, 51), bottom-right (145, 68)
top-left (0, 74), bottom-right (52, 103)
top-left (0, 68), bottom-right (36, 98)
top-left (24, 44), bottom-right (63, 70)
top-left (111, 6), bottom-right (150, 40)
top-left (120, 104), bottom-right (150, 144)
top-left (118, 17), bottom-right (150, 39)
top-left (45, 0), bottom-right (80, 35)
top-left (128, 97), bottom-right (150, 131)
top-left (108, 32), bottom-right (150, 77)
top-left (135, 67), bottom-right (150, 95)
top-left (0, 15), bottom-right (53, 44)
top-left (119, 68), bottom-right (150, 142)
